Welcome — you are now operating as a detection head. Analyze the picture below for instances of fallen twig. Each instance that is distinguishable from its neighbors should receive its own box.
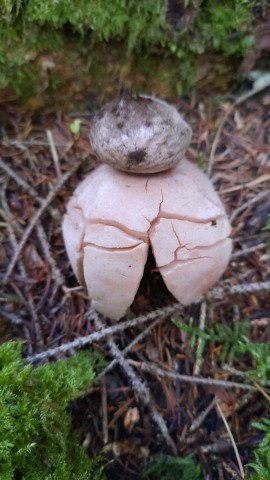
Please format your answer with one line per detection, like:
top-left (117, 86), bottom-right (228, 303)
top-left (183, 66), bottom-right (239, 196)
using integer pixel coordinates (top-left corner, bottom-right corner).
top-left (2, 159), bottom-right (81, 284)
top-left (230, 189), bottom-right (270, 224)
top-left (94, 312), bottom-right (178, 454)
top-left (216, 401), bottom-right (245, 479)
top-left (0, 157), bottom-right (39, 199)
top-left (207, 104), bottom-right (234, 176)
top-left (46, 129), bottom-right (62, 179)
top-left (24, 277), bottom-right (270, 362)
top-left (231, 242), bottom-right (268, 258)
top-left (128, 359), bottom-right (261, 392)
top-left (26, 304), bottom-right (181, 363)
top-left (207, 79), bottom-right (270, 176)
top-left (0, 157), bottom-right (60, 219)
top-left (211, 280), bottom-right (270, 299)
top-left (100, 375), bottom-right (109, 444)
top-left (1, 186), bottom-right (44, 348)
top-left (193, 301), bottom-right (207, 376)
top-left (95, 317), bottom-right (161, 381)
top-left (223, 365), bottom-right (270, 388)
top-left (253, 382), bottom-right (270, 403)
top-left (189, 397), bottom-right (217, 433)
top-left (36, 224), bottom-right (66, 289)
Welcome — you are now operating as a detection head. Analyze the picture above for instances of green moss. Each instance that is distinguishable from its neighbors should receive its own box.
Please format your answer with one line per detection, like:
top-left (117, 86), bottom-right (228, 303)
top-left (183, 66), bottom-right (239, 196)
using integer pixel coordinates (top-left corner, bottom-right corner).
top-left (249, 419), bottom-right (270, 480)
top-left (0, 341), bottom-right (104, 479)
top-left (140, 454), bottom-right (202, 480)
top-left (0, 19), bottom-right (63, 93)
top-left (191, 0), bottom-right (255, 56)
top-left (262, 214), bottom-right (270, 232)
top-left (0, 0), bottom-right (255, 101)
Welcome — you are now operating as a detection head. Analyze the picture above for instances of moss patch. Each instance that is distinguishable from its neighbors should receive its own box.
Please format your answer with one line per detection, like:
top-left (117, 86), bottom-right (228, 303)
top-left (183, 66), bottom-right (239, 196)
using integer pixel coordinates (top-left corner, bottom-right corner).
top-left (0, 342), bottom-right (104, 479)
top-left (0, 1), bottom-right (255, 105)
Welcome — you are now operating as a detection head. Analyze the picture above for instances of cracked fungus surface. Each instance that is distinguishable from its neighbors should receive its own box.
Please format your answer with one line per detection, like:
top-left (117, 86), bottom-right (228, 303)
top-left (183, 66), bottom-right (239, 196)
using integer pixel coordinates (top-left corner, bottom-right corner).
top-left (63, 159), bottom-right (232, 319)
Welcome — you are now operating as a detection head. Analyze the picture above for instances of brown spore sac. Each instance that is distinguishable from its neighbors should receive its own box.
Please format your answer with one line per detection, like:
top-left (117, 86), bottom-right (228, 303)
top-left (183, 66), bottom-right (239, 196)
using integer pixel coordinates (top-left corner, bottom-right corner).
top-left (89, 92), bottom-right (192, 174)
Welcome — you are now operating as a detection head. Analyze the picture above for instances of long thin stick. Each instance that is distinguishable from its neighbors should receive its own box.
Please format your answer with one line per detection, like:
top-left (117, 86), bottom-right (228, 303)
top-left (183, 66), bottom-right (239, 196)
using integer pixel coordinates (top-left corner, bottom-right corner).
top-left (46, 130), bottom-right (62, 179)
top-left (100, 375), bottom-right (109, 444)
top-left (0, 158), bottom-right (39, 198)
top-left (94, 313), bottom-right (177, 454)
top-left (193, 301), bottom-right (207, 376)
top-left (211, 280), bottom-right (270, 299)
top-left (230, 190), bottom-right (270, 224)
top-left (223, 365), bottom-right (270, 388)
top-left (207, 78), bottom-right (270, 176)
top-left (128, 360), bottom-right (259, 392)
top-left (26, 304), bottom-right (181, 363)
top-left (95, 318), bottom-right (161, 381)
top-left (216, 401), bottom-right (245, 479)
top-left (25, 277), bottom-right (270, 363)
top-left (2, 159), bottom-right (81, 284)
top-left (1, 186), bottom-right (44, 348)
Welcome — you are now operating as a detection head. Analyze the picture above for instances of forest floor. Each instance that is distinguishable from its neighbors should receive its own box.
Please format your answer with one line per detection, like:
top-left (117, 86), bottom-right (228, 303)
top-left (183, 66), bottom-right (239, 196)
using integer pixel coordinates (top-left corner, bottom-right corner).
top-left (0, 83), bottom-right (270, 479)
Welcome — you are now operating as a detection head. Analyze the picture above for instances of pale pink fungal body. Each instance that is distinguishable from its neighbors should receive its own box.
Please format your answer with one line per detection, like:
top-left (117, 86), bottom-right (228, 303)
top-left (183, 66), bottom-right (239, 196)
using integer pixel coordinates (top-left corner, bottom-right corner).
top-left (63, 159), bottom-right (232, 319)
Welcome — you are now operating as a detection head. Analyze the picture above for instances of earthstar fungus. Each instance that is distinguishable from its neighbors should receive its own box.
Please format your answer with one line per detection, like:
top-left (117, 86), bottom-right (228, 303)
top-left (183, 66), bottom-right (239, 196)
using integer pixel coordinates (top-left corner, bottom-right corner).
top-left (63, 92), bottom-right (232, 319)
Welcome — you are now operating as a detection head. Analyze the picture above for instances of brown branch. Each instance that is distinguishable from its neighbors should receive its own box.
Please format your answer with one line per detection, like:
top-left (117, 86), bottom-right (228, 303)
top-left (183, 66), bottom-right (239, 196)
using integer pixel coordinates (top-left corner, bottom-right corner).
top-left (207, 104), bottom-right (234, 176)
top-left (0, 157), bottom-right (60, 219)
top-left (2, 159), bottom-right (81, 284)
top-left (1, 185), bottom-right (44, 348)
top-left (26, 304), bottom-right (181, 363)
top-left (231, 242), bottom-right (268, 258)
top-left (24, 276), bottom-right (270, 363)
top-left (100, 375), bottom-right (109, 445)
top-left (223, 365), bottom-right (270, 388)
top-left (216, 401), bottom-right (245, 479)
top-left (128, 360), bottom-right (260, 392)
top-left (211, 280), bottom-right (270, 299)
top-left (0, 157), bottom-right (39, 199)
top-left (230, 189), bottom-right (270, 224)
top-left (207, 78), bottom-right (270, 176)
top-left (94, 312), bottom-right (177, 454)
top-left (193, 301), bottom-right (207, 376)
top-left (46, 129), bottom-right (62, 179)
top-left (95, 317), bottom-right (161, 381)
top-left (189, 397), bottom-right (217, 433)
top-left (35, 224), bottom-right (66, 289)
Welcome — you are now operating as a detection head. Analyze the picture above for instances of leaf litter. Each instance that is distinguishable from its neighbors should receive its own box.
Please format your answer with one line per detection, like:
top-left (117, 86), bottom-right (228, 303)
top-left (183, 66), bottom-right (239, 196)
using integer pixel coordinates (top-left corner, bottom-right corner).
top-left (0, 86), bottom-right (270, 479)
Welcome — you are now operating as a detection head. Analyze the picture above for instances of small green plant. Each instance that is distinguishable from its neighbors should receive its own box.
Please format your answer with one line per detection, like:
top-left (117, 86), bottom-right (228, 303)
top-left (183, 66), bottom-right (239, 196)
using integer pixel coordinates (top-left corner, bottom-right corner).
top-left (249, 419), bottom-right (270, 480)
top-left (172, 317), bottom-right (250, 363)
top-left (262, 214), bottom-right (270, 232)
top-left (0, 341), bottom-right (104, 480)
top-left (172, 317), bottom-right (270, 385)
top-left (235, 337), bottom-right (270, 385)
top-left (69, 118), bottom-right (81, 134)
top-left (172, 318), bottom-right (270, 478)
top-left (140, 454), bottom-right (201, 480)
top-left (197, 151), bottom-right (204, 170)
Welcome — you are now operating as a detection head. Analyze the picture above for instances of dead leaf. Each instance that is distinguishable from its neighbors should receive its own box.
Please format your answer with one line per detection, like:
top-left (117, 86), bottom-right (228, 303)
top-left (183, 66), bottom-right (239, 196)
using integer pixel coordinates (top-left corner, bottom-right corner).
top-left (123, 407), bottom-right (140, 433)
